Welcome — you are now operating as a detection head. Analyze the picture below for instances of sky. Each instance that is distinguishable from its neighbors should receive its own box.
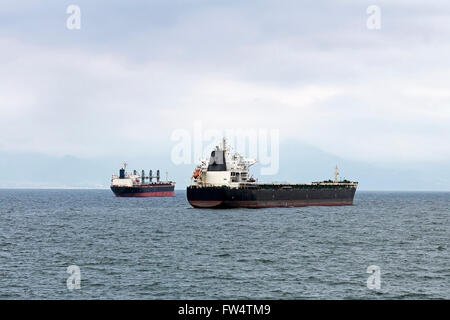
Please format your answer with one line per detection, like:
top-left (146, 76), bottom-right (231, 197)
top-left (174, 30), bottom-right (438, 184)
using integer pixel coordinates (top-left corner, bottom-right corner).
top-left (1, 1), bottom-right (450, 189)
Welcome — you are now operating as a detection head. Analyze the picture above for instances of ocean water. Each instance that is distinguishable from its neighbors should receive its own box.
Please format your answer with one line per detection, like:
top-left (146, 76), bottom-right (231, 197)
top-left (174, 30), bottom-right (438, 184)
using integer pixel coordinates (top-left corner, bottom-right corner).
top-left (0, 189), bottom-right (448, 299)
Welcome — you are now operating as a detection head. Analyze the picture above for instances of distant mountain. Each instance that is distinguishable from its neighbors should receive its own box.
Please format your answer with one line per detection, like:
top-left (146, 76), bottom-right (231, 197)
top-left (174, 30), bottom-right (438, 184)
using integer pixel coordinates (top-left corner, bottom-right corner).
top-left (0, 141), bottom-right (449, 190)
top-left (270, 140), bottom-right (450, 191)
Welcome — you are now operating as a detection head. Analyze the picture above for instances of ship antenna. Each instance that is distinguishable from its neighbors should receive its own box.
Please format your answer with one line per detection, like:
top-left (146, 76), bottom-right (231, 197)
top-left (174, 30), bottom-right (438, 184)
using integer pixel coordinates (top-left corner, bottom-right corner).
top-left (334, 165), bottom-right (339, 183)
top-left (123, 161), bottom-right (127, 171)
top-left (222, 137), bottom-right (227, 151)
top-left (166, 171), bottom-right (168, 181)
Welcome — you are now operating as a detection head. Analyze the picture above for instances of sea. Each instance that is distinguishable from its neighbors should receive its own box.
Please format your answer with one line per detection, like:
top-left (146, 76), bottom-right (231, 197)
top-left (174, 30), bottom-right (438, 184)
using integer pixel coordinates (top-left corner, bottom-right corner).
top-left (0, 189), bottom-right (448, 299)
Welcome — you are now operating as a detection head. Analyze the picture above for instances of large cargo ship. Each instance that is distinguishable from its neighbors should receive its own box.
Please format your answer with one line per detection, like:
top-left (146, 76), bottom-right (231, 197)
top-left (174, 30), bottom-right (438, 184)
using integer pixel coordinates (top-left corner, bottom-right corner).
top-left (110, 163), bottom-right (175, 197)
top-left (187, 139), bottom-right (358, 208)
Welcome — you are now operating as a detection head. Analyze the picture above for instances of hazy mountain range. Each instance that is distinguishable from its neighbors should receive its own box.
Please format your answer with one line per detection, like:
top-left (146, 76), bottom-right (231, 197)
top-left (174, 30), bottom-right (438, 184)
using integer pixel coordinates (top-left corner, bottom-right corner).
top-left (1, 140), bottom-right (448, 191)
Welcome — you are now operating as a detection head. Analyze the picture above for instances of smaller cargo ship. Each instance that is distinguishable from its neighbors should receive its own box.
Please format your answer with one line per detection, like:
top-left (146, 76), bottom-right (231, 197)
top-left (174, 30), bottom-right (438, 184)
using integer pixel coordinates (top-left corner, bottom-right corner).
top-left (110, 162), bottom-right (175, 197)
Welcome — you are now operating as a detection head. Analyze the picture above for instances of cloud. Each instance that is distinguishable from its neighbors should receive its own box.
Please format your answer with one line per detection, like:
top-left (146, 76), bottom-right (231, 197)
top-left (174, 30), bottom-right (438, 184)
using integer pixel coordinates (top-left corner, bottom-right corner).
top-left (0, 1), bottom-right (449, 166)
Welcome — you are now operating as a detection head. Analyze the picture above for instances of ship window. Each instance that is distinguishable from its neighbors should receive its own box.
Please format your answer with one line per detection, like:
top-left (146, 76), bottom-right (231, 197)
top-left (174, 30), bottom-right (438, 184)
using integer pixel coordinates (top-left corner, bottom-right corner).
top-left (231, 172), bottom-right (235, 176)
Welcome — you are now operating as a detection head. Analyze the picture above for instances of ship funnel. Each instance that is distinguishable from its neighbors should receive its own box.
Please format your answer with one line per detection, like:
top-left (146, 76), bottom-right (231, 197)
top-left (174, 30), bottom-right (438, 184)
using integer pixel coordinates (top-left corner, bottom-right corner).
top-left (119, 168), bottom-right (125, 179)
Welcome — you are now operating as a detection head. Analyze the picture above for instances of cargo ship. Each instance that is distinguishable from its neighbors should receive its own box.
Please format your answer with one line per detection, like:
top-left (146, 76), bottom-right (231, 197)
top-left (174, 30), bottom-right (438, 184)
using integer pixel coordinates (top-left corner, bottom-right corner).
top-left (187, 139), bottom-right (358, 208)
top-left (110, 163), bottom-right (175, 197)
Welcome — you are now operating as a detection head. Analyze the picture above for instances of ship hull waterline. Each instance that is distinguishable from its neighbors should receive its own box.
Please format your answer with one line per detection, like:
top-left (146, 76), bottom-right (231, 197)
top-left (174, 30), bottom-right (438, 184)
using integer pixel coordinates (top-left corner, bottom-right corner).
top-left (188, 199), bottom-right (354, 208)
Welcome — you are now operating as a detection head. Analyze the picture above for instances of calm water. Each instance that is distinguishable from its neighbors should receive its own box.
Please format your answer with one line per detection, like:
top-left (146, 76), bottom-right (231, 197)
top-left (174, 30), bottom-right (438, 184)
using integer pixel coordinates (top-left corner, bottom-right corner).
top-left (0, 189), bottom-right (448, 299)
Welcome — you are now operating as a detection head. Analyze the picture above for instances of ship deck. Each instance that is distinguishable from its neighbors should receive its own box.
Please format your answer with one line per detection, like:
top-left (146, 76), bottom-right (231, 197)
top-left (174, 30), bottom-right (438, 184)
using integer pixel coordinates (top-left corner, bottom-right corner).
top-left (189, 182), bottom-right (358, 190)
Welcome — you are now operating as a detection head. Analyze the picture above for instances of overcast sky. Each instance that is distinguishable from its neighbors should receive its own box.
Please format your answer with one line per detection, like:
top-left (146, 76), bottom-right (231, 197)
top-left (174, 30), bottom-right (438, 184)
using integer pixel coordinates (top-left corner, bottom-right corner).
top-left (1, 1), bottom-right (450, 175)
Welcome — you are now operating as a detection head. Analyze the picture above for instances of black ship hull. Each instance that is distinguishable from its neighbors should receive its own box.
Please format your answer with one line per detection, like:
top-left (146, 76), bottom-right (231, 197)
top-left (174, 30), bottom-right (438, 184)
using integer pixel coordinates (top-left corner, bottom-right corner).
top-left (187, 185), bottom-right (357, 208)
top-left (111, 184), bottom-right (175, 197)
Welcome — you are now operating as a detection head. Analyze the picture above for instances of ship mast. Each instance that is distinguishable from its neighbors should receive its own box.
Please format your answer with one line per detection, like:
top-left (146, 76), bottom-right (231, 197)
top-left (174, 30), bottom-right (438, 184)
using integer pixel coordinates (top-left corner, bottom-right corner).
top-left (334, 165), bottom-right (339, 183)
top-left (222, 137), bottom-right (227, 151)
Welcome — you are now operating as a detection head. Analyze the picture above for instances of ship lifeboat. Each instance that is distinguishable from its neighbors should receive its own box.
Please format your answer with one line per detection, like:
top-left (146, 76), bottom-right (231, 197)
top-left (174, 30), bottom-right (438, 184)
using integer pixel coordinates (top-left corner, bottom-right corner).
top-left (193, 169), bottom-right (200, 179)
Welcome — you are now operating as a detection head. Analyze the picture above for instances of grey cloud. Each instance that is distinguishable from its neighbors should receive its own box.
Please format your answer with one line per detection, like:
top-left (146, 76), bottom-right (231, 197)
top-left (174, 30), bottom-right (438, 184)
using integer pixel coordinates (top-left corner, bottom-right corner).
top-left (0, 1), bottom-right (449, 186)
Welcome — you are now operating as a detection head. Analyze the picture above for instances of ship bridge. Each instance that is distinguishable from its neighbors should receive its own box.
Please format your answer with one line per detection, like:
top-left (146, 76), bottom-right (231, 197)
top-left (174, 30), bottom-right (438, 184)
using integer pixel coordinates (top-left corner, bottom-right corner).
top-left (191, 138), bottom-right (257, 188)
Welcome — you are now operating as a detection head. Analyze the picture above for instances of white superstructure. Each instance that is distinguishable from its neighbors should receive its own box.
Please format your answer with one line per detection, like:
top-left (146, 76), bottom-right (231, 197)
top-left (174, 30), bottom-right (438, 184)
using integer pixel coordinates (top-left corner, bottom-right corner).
top-left (190, 138), bottom-right (257, 188)
top-left (111, 162), bottom-right (168, 187)
top-left (111, 162), bottom-right (142, 187)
